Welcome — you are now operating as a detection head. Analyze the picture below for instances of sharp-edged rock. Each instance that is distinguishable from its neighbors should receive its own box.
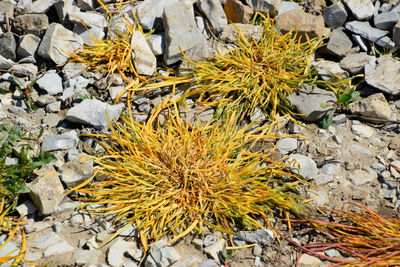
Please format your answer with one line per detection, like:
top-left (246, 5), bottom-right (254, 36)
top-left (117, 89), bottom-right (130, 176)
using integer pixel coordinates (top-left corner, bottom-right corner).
top-left (12, 14), bottom-right (49, 37)
top-left (219, 23), bottom-right (261, 43)
top-left (246, 0), bottom-right (282, 14)
top-left (287, 154), bottom-right (318, 178)
top-left (17, 34), bottom-right (41, 58)
top-left (59, 155), bottom-right (94, 187)
top-left (224, 0), bottom-right (254, 24)
top-left (36, 70), bottom-right (63, 95)
top-left (342, 0), bottom-right (375, 20)
top-left (135, 0), bottom-right (179, 31)
top-left (349, 92), bottom-right (393, 120)
top-left (197, 0), bottom-right (227, 34)
top-left (323, 3), bottom-right (347, 29)
top-left (365, 55), bottom-right (400, 95)
top-left (345, 21), bottom-right (395, 49)
top-left (131, 31), bottom-right (156, 76)
top-left (0, 32), bottom-right (16, 61)
top-left (339, 52), bottom-right (375, 74)
top-left (42, 131), bottom-right (79, 152)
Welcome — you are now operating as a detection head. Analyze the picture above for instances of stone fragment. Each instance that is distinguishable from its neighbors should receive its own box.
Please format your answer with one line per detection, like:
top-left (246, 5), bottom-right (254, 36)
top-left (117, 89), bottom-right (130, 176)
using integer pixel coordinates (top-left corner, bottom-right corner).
top-left (234, 229), bottom-right (275, 246)
top-left (0, 1), bottom-right (13, 24)
top-left (352, 34), bottom-right (369, 52)
top-left (350, 144), bottom-right (372, 157)
top-left (289, 86), bottom-right (336, 122)
top-left (163, 1), bottom-right (208, 64)
top-left (27, 164), bottom-right (64, 215)
top-left (374, 11), bottom-right (399, 30)
top-left (349, 93), bottom-right (392, 120)
top-left (36, 70), bottom-right (63, 95)
top-left (146, 33), bottom-right (165, 56)
top-left (13, 14), bottom-right (49, 37)
top-left (0, 32), bottom-right (16, 61)
top-left (10, 63), bottom-right (38, 76)
top-left (199, 260), bottom-right (220, 267)
top-left (131, 31), bottom-right (156, 76)
top-left (314, 173), bottom-right (334, 185)
top-left (62, 62), bottom-right (86, 78)
top-left (311, 60), bottom-right (348, 81)
top-left (324, 28), bottom-right (352, 58)
top-left (77, 0), bottom-right (96, 10)
top-left (135, 0), bottom-right (179, 30)
top-left (16, 200), bottom-right (36, 217)
top-left (392, 20), bottom-right (400, 46)
top-left (32, 232), bottom-right (63, 249)
top-left (345, 21), bottom-right (395, 49)
top-left (276, 9), bottom-right (329, 40)
top-left (197, 0), bottom-right (227, 34)
top-left (73, 25), bottom-right (105, 46)
top-left (246, 0), bottom-right (282, 14)
top-left (68, 11), bottom-right (106, 29)
top-left (61, 76), bottom-right (90, 103)
top-left (42, 131), bottom-right (79, 152)
top-left (0, 54), bottom-right (13, 69)
top-left (38, 23), bottom-right (83, 65)
top-left (351, 124), bottom-right (375, 138)
top-left (219, 23), bottom-right (262, 43)
top-left (54, 0), bottom-right (80, 23)
top-left (276, 137), bottom-right (297, 154)
top-left (107, 238), bottom-right (135, 267)
top-left (365, 55), bottom-right (400, 95)
top-left (0, 235), bottom-right (19, 264)
top-left (175, 256), bottom-right (202, 267)
top-left (342, 0), bottom-right (374, 20)
top-left (278, 0), bottom-right (300, 15)
top-left (59, 155), bottom-right (94, 187)
top-left (147, 239), bottom-right (181, 267)
top-left (66, 99), bottom-right (124, 130)
top-left (31, 0), bottom-right (58, 13)
top-left (224, 0), bottom-right (254, 24)
top-left (44, 241), bottom-right (74, 257)
top-left (339, 53), bottom-right (375, 74)
top-left (73, 249), bottom-right (102, 265)
top-left (204, 240), bottom-right (225, 261)
top-left (323, 3), bottom-right (347, 29)
top-left (108, 13), bottom-right (135, 37)
top-left (17, 34), bottom-right (41, 59)
top-left (348, 169), bottom-right (375, 185)
top-left (287, 154), bottom-right (318, 178)
top-left (298, 254), bottom-right (322, 265)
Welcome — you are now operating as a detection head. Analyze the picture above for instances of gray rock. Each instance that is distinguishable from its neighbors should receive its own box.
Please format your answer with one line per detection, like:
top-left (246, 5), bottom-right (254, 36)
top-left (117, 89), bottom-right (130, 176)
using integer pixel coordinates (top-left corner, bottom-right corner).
top-left (61, 76), bottom-right (90, 103)
top-left (394, 20), bottom-right (400, 46)
top-left (351, 124), bottom-right (375, 138)
top-left (19, 56), bottom-right (36, 64)
top-left (44, 241), bottom-right (74, 257)
top-left (348, 169), bottom-right (375, 185)
top-left (314, 173), bottom-right (334, 186)
top-left (311, 60), bottom-right (348, 81)
top-left (53, 222), bottom-right (63, 233)
top-left (136, 0), bottom-right (179, 30)
top-left (0, 235), bottom-right (19, 264)
top-left (163, 1), bottom-right (208, 64)
top-left (36, 70), bottom-right (63, 95)
top-left (350, 144), bottom-right (372, 157)
top-left (246, 0), bottom-right (282, 13)
top-left (73, 25), bottom-right (105, 46)
top-left (16, 0), bottom-right (32, 13)
top-left (374, 11), bottom-right (399, 30)
top-left (32, 232), bottom-right (63, 249)
top-left (197, 0), bottom-right (227, 34)
top-left (323, 3), bottom-right (347, 29)
top-left (46, 101), bottom-right (61, 113)
top-left (126, 248), bottom-right (144, 262)
top-left (339, 53), bottom-right (375, 74)
top-left (343, 0), bottom-right (375, 20)
top-left (68, 11), bottom-right (106, 29)
top-left (59, 155), bottom-right (94, 187)
top-left (66, 99), bottom-right (124, 130)
top-left (0, 32), bottom-right (16, 61)
top-left (147, 239), bottom-right (181, 267)
top-left (10, 63), bottom-right (38, 76)
top-left (352, 34), bottom-right (369, 52)
top-left (16, 200), bottom-right (36, 217)
top-left (108, 13), bottom-right (135, 37)
top-left (42, 131), bottom-right (79, 152)
top-left (38, 23), bottom-right (83, 65)
top-left (24, 221), bottom-right (51, 234)
top-left (62, 62), bottom-right (86, 79)
top-left (287, 154), bottom-right (318, 178)
top-left (27, 164), bottom-right (64, 215)
top-left (276, 137), bottom-right (297, 154)
top-left (146, 33), bottom-right (165, 56)
top-left (0, 54), bottom-right (13, 69)
top-left (204, 239), bottom-right (225, 261)
top-left (234, 229), bottom-right (275, 246)
top-left (77, 0), bottom-right (96, 10)
top-left (349, 92), bottom-right (392, 120)
top-left (54, 0), bottom-right (80, 23)
top-left (0, 1), bottom-right (13, 24)
top-left (131, 31), bottom-right (156, 76)
top-left (277, 0), bottom-right (300, 14)
top-left (17, 34), bottom-right (41, 58)
top-left (73, 249), bottom-right (102, 265)
top-left (345, 21), bottom-right (395, 49)
top-left (289, 86), bottom-right (336, 122)
top-left (324, 28), bottom-right (353, 58)
top-left (253, 244), bottom-right (262, 256)
top-left (325, 249), bottom-right (340, 258)
top-left (365, 55), bottom-right (400, 95)
top-left (107, 238), bottom-right (135, 267)
top-left (255, 257), bottom-right (263, 266)
top-left (199, 260), bottom-right (220, 267)
top-left (31, 0), bottom-right (58, 13)
top-left (174, 256), bottom-right (202, 267)
top-left (203, 235), bottom-right (216, 247)
top-left (322, 163), bottom-right (340, 175)
top-left (13, 14), bottom-right (49, 37)
top-left (37, 94), bottom-right (56, 107)
top-left (219, 23), bottom-right (262, 43)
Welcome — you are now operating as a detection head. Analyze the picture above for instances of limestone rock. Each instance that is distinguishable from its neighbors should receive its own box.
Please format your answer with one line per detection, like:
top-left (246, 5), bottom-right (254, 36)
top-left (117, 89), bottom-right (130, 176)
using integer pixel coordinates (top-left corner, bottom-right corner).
top-left (365, 55), bottom-right (400, 95)
top-left (339, 52), bottom-right (375, 74)
top-left (224, 0), bottom-right (254, 24)
top-left (131, 31), bottom-right (156, 76)
top-left (342, 0), bottom-right (374, 20)
top-left (12, 14), bottom-right (49, 37)
top-left (349, 93), bottom-right (392, 120)
top-left (197, 0), bottom-right (227, 34)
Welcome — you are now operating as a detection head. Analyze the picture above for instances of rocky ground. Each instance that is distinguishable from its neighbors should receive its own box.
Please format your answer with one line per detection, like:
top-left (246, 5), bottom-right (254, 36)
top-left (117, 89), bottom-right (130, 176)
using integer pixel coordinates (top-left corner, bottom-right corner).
top-left (1, 0), bottom-right (400, 266)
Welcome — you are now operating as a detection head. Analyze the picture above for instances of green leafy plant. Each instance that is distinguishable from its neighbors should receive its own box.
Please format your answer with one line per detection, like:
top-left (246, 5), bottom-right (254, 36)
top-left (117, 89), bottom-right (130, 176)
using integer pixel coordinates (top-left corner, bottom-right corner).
top-left (69, 90), bottom-right (313, 251)
top-left (0, 125), bottom-right (56, 209)
top-left (320, 89), bottom-right (360, 129)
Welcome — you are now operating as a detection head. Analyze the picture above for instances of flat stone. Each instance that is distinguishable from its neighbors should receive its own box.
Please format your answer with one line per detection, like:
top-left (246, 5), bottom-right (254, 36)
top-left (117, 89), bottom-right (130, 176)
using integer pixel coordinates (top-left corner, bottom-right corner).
top-left (314, 173), bottom-right (334, 185)
top-left (163, 1), bottom-right (208, 64)
top-left (365, 55), bottom-right (400, 95)
top-left (77, 0), bottom-right (96, 10)
top-left (0, 1), bottom-right (13, 24)
top-left (374, 11), bottom-right (399, 30)
top-left (311, 60), bottom-right (348, 81)
top-left (16, 200), bottom-right (37, 217)
top-left (42, 131), bottom-right (79, 152)
top-left (197, 0), bottom-right (227, 34)
top-left (59, 155), bottom-right (94, 187)
top-left (204, 240), bottom-right (225, 261)
top-left (349, 92), bottom-right (392, 120)
top-left (246, 0), bottom-right (282, 14)
top-left (13, 14), bottom-right (49, 37)
top-left (17, 34), bottom-right (41, 59)
top-left (31, 0), bottom-right (58, 13)
top-left (0, 235), bottom-right (19, 263)
top-left (61, 76), bottom-right (90, 103)
top-left (27, 164), bottom-right (64, 215)
top-left (46, 101), bottom-right (61, 113)
top-left (276, 9), bottom-right (329, 40)
top-left (277, 0), bottom-right (300, 15)
top-left (0, 32), bottom-right (16, 61)
top-left (146, 33), bottom-right (165, 56)
top-left (276, 137), bottom-right (297, 154)
top-left (66, 99), bottom-right (124, 130)
top-left (323, 3), bottom-right (347, 29)
top-left (24, 221), bottom-right (51, 234)
top-left (10, 63), bottom-right (38, 76)
top-left (0, 54), bottom-right (13, 69)
top-left (44, 241), bottom-right (74, 257)
top-left (298, 254), bottom-right (322, 265)
top-left (352, 34), bottom-right (369, 52)
top-left (73, 25), bottom-right (105, 46)
top-left (348, 169), bottom-right (375, 185)
top-left (287, 154), bottom-right (318, 178)
top-left (107, 238), bottom-right (135, 267)
top-left (135, 0), bottom-right (179, 30)
top-left (350, 144), bottom-right (372, 157)
top-left (343, 0), bottom-right (374, 20)
top-left (62, 62), bottom-right (86, 78)
top-left (68, 11), bottom-right (106, 29)
top-left (224, 0), bottom-right (254, 24)
top-left (345, 21), bottom-right (395, 49)
top-left (131, 31), bottom-right (156, 76)
top-left (324, 28), bottom-right (353, 58)
top-left (73, 249), bottom-right (102, 265)
top-left (339, 52), bottom-right (375, 74)
top-left (36, 70), bottom-right (63, 95)
top-left (351, 124), bottom-right (375, 138)
top-left (32, 232), bottom-right (63, 249)
top-left (38, 23), bottom-right (83, 65)
top-left (219, 23), bottom-right (262, 43)
top-left (54, 0), bottom-right (80, 23)
top-left (174, 256), bottom-right (202, 267)
top-left (234, 229), bottom-right (275, 246)
top-left (394, 20), bottom-right (400, 46)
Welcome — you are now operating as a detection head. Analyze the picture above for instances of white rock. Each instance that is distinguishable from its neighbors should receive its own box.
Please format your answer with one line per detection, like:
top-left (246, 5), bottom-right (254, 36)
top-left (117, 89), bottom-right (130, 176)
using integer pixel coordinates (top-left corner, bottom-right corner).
top-left (348, 169), bottom-right (375, 185)
top-left (146, 34), bottom-right (165, 56)
top-left (365, 55), bottom-right (400, 95)
top-left (16, 200), bottom-right (36, 217)
top-left (342, 0), bottom-right (374, 20)
top-left (43, 241), bottom-right (74, 257)
top-left (287, 154), bottom-right (318, 178)
top-left (351, 124), bottom-right (375, 138)
top-left (36, 70), bottom-right (63, 95)
top-left (204, 240), bottom-right (225, 261)
top-left (17, 34), bottom-right (41, 58)
top-left (59, 155), bottom-right (94, 187)
top-left (276, 137), bottom-right (297, 154)
top-left (131, 31), bottom-right (156, 76)
top-left (135, 0), bottom-right (179, 30)
top-left (107, 238), bottom-right (135, 267)
top-left (0, 54), bottom-right (13, 69)
top-left (42, 131), bottom-right (79, 152)
top-left (68, 11), bottom-right (106, 29)
top-left (32, 232), bottom-right (63, 249)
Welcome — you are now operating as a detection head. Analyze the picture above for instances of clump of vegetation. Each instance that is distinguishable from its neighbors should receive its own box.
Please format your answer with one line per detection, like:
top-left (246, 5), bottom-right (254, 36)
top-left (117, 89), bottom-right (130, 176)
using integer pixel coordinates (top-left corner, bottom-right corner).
top-left (0, 125), bottom-right (56, 209)
top-left (69, 92), bottom-right (312, 251)
top-left (289, 203), bottom-right (400, 266)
